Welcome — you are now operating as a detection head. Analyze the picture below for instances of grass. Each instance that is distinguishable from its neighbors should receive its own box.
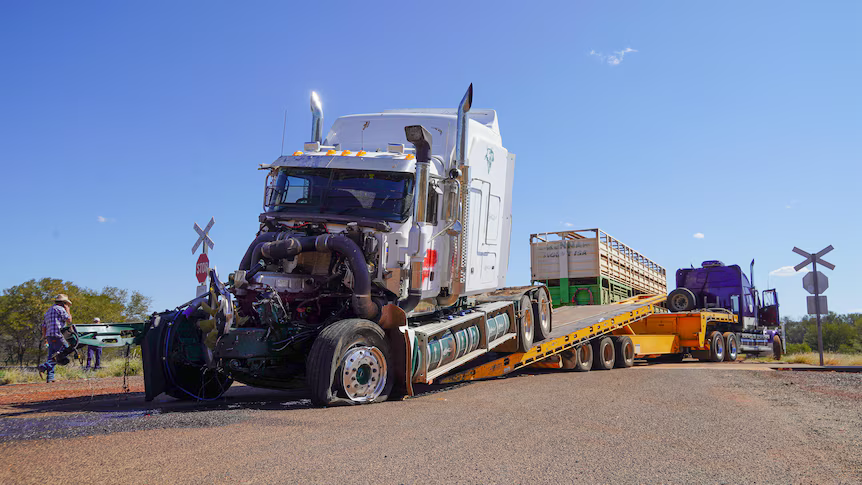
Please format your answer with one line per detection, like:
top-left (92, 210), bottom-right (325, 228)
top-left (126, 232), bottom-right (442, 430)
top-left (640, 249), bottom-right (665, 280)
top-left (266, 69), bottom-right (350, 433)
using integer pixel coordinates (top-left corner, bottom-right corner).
top-left (742, 352), bottom-right (862, 366)
top-left (0, 355), bottom-right (143, 385)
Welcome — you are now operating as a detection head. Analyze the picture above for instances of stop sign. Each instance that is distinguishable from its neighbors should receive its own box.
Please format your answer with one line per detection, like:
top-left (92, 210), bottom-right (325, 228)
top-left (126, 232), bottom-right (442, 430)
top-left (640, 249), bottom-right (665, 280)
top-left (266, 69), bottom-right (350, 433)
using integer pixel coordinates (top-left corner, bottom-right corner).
top-left (196, 253), bottom-right (210, 283)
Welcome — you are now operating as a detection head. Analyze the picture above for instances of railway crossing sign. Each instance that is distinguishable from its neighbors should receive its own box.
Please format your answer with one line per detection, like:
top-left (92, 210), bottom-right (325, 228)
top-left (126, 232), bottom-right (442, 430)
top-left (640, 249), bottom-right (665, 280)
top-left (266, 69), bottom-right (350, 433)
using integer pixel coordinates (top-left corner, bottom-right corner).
top-left (792, 245), bottom-right (835, 366)
top-left (192, 218), bottom-right (215, 255)
top-left (792, 245), bottom-right (834, 272)
top-left (192, 218), bottom-right (215, 297)
top-left (802, 271), bottom-right (828, 294)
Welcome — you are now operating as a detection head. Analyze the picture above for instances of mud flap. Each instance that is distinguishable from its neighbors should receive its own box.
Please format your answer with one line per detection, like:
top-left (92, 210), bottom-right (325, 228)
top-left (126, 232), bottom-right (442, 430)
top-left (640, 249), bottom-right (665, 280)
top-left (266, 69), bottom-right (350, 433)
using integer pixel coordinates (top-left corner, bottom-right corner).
top-left (141, 312), bottom-right (172, 401)
top-left (379, 304), bottom-right (413, 399)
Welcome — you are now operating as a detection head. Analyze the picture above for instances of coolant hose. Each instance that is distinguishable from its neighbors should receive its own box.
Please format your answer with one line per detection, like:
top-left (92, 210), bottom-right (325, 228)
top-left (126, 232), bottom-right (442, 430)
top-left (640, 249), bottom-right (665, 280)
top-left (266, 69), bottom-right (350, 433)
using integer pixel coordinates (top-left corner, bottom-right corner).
top-left (254, 234), bottom-right (379, 320)
top-left (239, 232), bottom-right (282, 270)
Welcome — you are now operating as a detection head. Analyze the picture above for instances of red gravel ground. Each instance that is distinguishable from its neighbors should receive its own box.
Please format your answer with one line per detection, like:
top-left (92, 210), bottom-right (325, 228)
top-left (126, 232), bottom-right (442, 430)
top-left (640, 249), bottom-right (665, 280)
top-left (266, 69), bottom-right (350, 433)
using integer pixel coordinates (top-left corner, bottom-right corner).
top-left (0, 377), bottom-right (144, 408)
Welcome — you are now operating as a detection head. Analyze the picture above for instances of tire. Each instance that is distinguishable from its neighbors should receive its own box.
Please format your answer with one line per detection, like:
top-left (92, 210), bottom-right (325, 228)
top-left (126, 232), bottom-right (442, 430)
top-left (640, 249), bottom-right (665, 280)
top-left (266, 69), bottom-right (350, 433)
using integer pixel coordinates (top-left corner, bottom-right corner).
top-left (708, 330), bottom-right (725, 362)
top-left (533, 287), bottom-right (553, 341)
top-left (517, 295), bottom-right (535, 352)
top-left (723, 332), bottom-right (738, 362)
top-left (307, 319), bottom-right (393, 407)
top-left (667, 288), bottom-right (697, 312)
top-left (772, 336), bottom-right (783, 360)
top-left (591, 337), bottom-right (616, 370)
top-left (573, 343), bottom-right (593, 372)
top-left (164, 314), bottom-right (233, 401)
top-left (613, 336), bottom-right (635, 368)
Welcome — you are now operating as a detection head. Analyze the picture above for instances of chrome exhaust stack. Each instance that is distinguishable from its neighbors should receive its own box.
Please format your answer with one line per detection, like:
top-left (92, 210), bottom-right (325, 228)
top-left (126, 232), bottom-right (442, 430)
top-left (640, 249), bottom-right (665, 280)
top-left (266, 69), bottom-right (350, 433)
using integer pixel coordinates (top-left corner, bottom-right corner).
top-left (438, 84), bottom-right (472, 307)
top-left (455, 83), bottom-right (473, 168)
top-left (310, 91), bottom-right (324, 143)
top-left (399, 125), bottom-right (433, 313)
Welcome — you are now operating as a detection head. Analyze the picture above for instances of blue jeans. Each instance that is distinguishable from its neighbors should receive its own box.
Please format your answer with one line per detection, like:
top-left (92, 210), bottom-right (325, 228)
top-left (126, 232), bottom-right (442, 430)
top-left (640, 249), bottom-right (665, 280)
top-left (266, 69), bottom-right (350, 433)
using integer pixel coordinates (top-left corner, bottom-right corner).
top-left (86, 345), bottom-right (102, 369)
top-left (38, 336), bottom-right (67, 382)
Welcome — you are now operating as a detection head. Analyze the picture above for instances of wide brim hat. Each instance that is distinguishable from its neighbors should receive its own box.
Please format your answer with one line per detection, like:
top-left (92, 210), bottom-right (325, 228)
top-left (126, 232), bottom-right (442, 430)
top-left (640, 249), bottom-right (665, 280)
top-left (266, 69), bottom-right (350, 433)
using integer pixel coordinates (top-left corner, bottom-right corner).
top-left (54, 294), bottom-right (72, 305)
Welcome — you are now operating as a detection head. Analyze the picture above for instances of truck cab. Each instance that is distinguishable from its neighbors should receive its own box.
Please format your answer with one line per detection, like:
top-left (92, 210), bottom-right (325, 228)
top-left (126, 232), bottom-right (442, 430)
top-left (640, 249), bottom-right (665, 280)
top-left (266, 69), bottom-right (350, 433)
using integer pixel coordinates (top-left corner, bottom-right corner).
top-left (668, 261), bottom-right (779, 329)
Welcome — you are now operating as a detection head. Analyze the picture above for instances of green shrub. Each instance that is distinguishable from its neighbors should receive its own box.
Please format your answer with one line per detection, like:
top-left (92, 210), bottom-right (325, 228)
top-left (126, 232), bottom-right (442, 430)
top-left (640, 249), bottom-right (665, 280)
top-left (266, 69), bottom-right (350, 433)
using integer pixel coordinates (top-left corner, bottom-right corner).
top-left (786, 342), bottom-right (812, 354)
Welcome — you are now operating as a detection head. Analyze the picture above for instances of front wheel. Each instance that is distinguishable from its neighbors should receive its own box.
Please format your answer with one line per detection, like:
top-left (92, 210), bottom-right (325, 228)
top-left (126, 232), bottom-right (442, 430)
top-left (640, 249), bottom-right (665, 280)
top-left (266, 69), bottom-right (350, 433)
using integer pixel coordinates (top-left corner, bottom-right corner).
top-left (307, 319), bottom-right (393, 406)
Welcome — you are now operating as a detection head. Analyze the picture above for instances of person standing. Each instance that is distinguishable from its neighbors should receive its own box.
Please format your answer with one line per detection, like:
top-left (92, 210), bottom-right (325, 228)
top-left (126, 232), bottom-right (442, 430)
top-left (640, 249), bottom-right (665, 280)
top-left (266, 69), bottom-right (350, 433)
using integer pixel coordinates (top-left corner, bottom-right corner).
top-left (86, 317), bottom-right (103, 371)
top-left (38, 294), bottom-right (73, 383)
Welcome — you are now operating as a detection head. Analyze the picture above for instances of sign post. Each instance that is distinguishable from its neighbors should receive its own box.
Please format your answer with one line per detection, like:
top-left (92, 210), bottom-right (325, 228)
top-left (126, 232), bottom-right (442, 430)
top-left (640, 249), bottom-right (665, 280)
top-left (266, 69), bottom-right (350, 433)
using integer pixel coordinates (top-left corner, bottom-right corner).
top-left (793, 245), bottom-right (835, 366)
top-left (192, 218), bottom-right (215, 297)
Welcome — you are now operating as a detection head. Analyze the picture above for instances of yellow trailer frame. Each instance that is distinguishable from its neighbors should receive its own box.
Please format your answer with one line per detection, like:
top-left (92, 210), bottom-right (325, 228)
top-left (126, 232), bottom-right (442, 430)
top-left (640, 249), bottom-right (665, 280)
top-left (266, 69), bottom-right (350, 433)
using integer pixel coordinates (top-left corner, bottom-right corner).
top-left (437, 295), bottom-right (738, 385)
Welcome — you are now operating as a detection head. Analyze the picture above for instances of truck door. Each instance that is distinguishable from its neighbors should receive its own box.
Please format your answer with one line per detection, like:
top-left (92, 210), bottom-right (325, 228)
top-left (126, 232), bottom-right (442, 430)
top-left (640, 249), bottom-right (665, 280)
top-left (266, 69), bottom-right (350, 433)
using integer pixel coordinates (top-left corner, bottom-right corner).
top-left (759, 289), bottom-right (780, 326)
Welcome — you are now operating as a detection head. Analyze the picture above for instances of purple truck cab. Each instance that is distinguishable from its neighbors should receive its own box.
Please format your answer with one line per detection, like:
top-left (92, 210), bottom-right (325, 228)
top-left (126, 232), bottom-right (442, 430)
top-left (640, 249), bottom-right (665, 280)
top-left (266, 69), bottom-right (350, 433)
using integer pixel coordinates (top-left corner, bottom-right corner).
top-left (668, 260), bottom-right (780, 330)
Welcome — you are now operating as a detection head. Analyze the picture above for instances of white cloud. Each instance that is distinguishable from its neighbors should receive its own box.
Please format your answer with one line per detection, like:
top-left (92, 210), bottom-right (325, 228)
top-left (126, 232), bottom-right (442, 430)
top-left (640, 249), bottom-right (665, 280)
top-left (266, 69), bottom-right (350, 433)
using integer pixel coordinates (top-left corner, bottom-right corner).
top-left (590, 47), bottom-right (638, 66)
top-left (693, 233), bottom-right (705, 239)
top-left (769, 265), bottom-right (810, 277)
top-left (97, 216), bottom-right (116, 223)
top-left (564, 222), bottom-right (574, 227)
top-left (97, 216), bottom-right (106, 223)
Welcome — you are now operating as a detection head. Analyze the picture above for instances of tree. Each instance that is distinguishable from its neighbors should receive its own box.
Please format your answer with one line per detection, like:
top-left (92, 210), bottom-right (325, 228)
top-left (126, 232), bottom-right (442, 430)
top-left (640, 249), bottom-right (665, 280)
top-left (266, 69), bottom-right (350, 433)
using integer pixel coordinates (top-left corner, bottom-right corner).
top-left (0, 279), bottom-right (152, 366)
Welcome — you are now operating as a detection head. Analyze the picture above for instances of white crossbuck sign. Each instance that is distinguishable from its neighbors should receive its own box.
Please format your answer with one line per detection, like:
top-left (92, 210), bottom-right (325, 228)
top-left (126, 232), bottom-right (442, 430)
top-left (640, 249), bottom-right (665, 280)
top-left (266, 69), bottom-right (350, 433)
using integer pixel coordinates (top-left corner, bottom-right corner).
top-left (192, 218), bottom-right (215, 254)
top-left (792, 245), bottom-right (835, 272)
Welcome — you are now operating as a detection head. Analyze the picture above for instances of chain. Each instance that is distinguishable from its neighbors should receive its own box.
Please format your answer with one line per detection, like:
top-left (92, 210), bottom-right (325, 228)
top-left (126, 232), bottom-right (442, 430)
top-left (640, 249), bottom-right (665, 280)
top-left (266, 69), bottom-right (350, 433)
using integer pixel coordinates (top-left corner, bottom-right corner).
top-left (122, 344), bottom-right (131, 394)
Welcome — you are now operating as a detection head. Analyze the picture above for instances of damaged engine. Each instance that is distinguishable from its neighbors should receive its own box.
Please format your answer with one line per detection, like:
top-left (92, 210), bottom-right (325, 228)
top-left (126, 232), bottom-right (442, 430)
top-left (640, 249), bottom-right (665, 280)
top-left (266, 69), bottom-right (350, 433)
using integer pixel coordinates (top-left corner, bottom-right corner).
top-left (201, 222), bottom-right (392, 389)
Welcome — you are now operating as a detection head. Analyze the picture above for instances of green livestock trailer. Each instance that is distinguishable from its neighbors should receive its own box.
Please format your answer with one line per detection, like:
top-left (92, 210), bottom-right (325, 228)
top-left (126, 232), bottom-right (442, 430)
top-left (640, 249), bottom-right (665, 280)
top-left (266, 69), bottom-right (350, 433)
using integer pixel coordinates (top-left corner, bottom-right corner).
top-left (530, 228), bottom-right (667, 307)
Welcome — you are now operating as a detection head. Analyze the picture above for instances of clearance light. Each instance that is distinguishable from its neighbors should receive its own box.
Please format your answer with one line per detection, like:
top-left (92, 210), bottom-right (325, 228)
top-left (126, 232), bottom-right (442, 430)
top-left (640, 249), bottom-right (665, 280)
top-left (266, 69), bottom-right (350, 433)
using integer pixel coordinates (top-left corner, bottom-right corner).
top-left (326, 149), bottom-right (336, 155)
top-left (406, 154), bottom-right (415, 160)
top-left (341, 150), bottom-right (352, 156)
top-left (357, 150), bottom-right (367, 156)
top-left (293, 151), bottom-right (303, 156)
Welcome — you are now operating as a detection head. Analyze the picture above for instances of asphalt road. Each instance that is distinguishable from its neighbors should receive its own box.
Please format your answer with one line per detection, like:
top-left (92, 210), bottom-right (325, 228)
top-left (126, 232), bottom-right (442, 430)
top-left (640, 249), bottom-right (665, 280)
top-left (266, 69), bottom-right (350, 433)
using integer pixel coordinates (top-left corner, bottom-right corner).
top-left (0, 363), bottom-right (860, 484)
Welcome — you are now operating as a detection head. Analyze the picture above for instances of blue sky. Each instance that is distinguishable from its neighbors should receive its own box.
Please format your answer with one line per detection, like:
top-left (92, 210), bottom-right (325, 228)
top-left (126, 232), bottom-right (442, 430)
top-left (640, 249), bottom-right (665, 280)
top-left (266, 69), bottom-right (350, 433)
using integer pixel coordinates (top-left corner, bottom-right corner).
top-left (1, 1), bottom-right (859, 318)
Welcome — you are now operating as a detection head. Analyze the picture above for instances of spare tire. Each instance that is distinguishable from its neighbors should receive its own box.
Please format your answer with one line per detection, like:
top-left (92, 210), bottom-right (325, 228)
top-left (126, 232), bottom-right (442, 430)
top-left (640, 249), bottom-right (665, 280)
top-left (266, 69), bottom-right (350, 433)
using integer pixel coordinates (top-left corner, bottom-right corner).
top-left (667, 288), bottom-right (697, 312)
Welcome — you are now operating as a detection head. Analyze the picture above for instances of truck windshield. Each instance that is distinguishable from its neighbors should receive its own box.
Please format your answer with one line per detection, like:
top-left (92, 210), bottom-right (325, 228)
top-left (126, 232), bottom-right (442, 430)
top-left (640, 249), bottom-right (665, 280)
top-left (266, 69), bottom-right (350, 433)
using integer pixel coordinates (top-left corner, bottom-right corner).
top-left (264, 167), bottom-right (414, 222)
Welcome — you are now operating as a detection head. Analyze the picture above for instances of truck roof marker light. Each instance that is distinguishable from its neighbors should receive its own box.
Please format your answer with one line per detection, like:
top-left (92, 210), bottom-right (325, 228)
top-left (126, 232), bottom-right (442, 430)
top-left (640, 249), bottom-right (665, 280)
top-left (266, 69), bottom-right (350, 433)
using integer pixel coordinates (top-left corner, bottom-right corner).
top-left (406, 154), bottom-right (415, 160)
top-left (326, 149), bottom-right (337, 155)
top-left (357, 150), bottom-right (367, 156)
top-left (293, 151), bottom-right (303, 156)
top-left (341, 150), bottom-right (352, 156)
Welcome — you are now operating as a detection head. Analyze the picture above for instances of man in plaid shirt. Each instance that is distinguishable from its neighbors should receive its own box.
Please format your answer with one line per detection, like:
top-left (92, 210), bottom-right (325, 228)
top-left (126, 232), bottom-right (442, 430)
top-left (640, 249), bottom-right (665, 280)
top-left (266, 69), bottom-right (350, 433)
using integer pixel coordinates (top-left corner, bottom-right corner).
top-left (38, 294), bottom-right (73, 383)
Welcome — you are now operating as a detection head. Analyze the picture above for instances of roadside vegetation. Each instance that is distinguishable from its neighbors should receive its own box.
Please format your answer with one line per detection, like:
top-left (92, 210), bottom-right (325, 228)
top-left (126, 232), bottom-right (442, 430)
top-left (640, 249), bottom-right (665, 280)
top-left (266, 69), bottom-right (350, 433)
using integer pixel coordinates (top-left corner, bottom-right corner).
top-left (0, 356), bottom-right (143, 385)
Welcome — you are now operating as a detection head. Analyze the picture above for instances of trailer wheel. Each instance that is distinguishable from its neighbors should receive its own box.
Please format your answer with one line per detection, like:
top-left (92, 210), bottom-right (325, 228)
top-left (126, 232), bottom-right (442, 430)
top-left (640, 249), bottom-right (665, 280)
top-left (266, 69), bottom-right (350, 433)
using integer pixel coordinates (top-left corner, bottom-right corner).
top-left (772, 336), bottom-right (783, 360)
top-left (533, 287), bottom-right (553, 341)
top-left (723, 332), bottom-right (738, 362)
top-left (590, 337), bottom-right (615, 370)
top-left (573, 343), bottom-right (593, 372)
top-left (613, 336), bottom-right (635, 368)
top-left (307, 319), bottom-right (393, 407)
top-left (667, 288), bottom-right (697, 312)
top-left (708, 331), bottom-right (725, 362)
top-left (517, 295), bottom-right (535, 352)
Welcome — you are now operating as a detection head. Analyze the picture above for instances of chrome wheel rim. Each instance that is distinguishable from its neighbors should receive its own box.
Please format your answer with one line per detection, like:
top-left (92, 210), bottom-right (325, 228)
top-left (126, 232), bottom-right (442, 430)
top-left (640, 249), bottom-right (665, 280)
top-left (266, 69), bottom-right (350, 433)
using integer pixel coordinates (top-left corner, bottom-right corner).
top-left (341, 346), bottom-right (387, 402)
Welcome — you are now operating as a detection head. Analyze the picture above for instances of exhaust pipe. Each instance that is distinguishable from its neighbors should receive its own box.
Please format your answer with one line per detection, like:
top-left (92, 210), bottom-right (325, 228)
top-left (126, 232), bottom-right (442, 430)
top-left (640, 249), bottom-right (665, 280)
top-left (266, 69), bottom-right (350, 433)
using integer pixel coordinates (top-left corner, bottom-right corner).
top-left (438, 84), bottom-right (473, 307)
top-left (455, 83), bottom-right (473, 167)
top-left (310, 91), bottom-right (323, 143)
top-left (399, 125), bottom-right (434, 313)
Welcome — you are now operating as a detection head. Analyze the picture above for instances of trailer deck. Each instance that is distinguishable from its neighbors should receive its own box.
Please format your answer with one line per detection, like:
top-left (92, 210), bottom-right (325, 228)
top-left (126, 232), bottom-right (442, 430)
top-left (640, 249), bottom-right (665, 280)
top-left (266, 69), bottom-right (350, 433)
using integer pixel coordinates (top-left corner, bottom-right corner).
top-left (439, 294), bottom-right (666, 383)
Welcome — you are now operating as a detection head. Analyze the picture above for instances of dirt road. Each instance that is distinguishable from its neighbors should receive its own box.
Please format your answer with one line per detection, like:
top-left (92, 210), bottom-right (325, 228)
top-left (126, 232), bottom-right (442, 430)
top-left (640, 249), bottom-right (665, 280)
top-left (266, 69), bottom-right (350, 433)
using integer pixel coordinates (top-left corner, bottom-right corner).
top-left (0, 364), bottom-right (860, 484)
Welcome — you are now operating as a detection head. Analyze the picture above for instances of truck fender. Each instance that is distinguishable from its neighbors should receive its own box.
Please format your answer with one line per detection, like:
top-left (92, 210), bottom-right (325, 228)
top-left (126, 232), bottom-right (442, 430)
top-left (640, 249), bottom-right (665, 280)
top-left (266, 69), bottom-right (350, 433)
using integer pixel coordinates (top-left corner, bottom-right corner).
top-left (140, 312), bottom-right (171, 401)
top-left (378, 303), bottom-right (413, 398)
